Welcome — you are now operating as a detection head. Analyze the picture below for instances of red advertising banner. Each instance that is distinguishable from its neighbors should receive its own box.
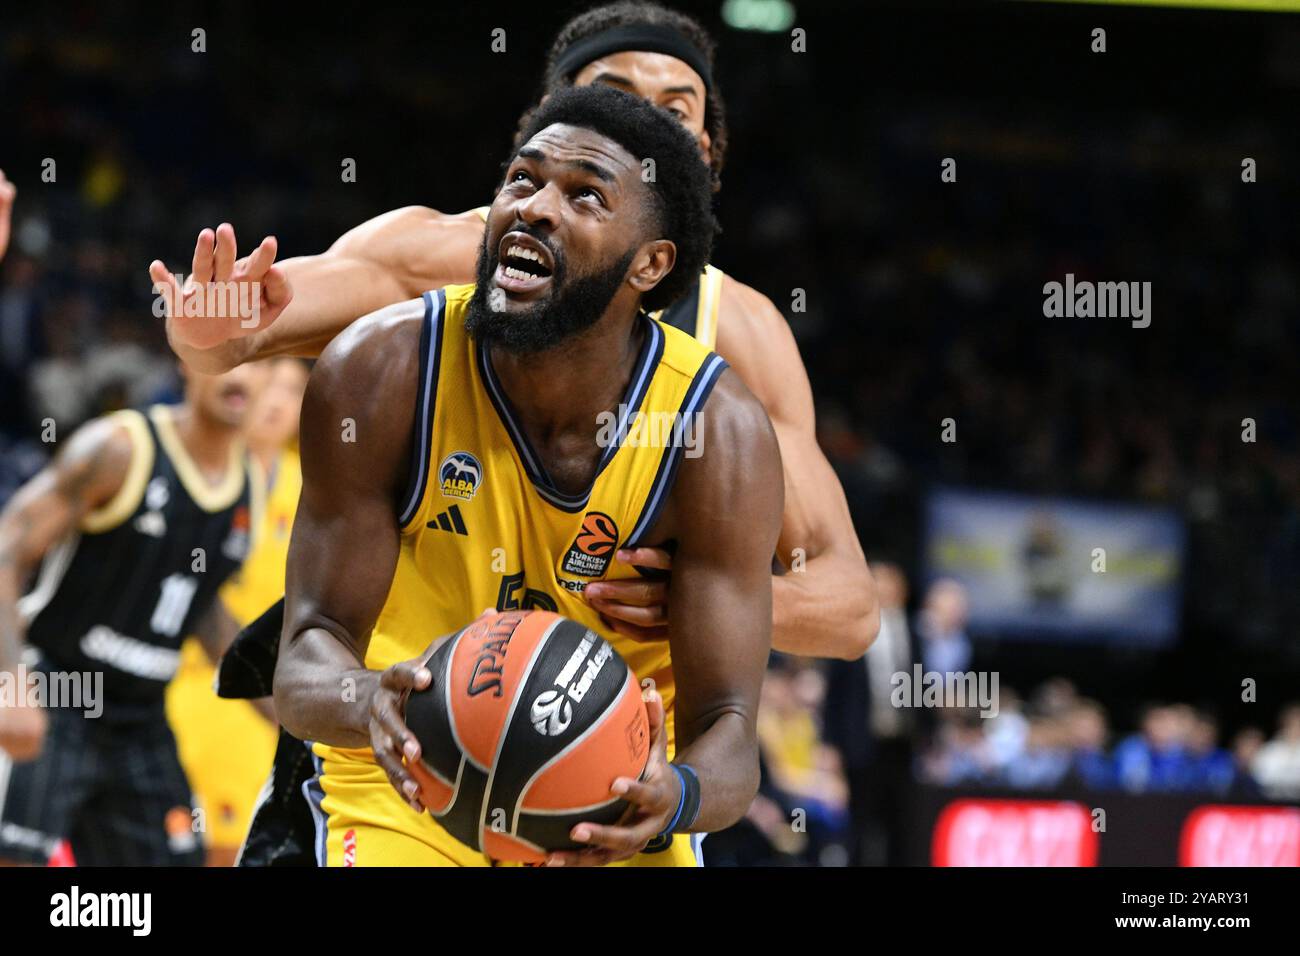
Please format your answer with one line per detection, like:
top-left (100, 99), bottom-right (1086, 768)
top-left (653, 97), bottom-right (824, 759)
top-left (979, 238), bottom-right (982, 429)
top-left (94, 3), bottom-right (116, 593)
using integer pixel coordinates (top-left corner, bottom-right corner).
top-left (932, 798), bottom-right (1100, 867)
top-left (1180, 805), bottom-right (1300, 867)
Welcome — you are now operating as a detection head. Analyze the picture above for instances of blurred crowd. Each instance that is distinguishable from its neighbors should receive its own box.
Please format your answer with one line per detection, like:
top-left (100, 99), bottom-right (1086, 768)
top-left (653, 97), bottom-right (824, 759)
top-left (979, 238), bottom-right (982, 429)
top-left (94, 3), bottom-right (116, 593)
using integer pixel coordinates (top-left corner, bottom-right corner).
top-left (706, 564), bottom-right (1300, 867)
top-left (2, 4), bottom-right (1297, 868)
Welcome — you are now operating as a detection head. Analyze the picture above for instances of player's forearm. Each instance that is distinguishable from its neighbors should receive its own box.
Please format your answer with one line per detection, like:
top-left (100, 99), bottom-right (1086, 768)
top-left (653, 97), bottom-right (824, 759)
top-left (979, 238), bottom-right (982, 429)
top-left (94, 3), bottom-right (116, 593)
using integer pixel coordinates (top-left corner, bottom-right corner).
top-left (165, 324), bottom-right (257, 375)
top-left (0, 567), bottom-right (27, 672)
top-left (673, 711), bottom-right (761, 832)
top-left (772, 550), bottom-right (879, 659)
top-left (273, 626), bottom-right (378, 747)
top-left (251, 253), bottom-right (411, 360)
top-left (165, 252), bottom-right (409, 372)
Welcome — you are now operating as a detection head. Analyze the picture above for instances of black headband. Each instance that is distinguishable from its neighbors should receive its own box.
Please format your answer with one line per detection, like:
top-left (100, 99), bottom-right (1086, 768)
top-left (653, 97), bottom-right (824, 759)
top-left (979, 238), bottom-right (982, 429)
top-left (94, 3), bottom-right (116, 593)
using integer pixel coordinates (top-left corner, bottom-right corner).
top-left (553, 24), bottom-right (712, 92)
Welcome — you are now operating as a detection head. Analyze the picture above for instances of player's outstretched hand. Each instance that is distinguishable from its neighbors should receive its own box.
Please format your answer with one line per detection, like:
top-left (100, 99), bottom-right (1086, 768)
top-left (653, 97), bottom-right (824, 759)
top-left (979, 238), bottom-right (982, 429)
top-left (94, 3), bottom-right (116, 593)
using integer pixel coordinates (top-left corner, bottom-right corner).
top-left (0, 168), bottom-right (16, 263)
top-left (149, 222), bottom-right (293, 351)
top-left (584, 547), bottom-right (672, 642)
top-left (545, 687), bottom-right (679, 867)
top-left (0, 697), bottom-right (48, 763)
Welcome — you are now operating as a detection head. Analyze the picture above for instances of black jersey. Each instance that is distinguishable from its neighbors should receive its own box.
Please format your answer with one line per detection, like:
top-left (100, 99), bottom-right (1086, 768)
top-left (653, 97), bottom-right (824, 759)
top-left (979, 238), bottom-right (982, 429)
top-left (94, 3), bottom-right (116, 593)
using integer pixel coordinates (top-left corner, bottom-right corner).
top-left (20, 404), bottom-right (260, 715)
top-left (650, 264), bottom-right (724, 349)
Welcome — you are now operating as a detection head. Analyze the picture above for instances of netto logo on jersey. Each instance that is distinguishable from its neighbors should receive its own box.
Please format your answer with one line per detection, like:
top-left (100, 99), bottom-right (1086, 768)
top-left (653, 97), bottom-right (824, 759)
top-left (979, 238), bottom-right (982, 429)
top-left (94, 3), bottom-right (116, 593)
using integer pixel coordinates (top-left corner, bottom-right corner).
top-left (440, 452), bottom-right (482, 501)
top-left (561, 511), bottom-right (619, 578)
top-left (530, 689), bottom-right (573, 736)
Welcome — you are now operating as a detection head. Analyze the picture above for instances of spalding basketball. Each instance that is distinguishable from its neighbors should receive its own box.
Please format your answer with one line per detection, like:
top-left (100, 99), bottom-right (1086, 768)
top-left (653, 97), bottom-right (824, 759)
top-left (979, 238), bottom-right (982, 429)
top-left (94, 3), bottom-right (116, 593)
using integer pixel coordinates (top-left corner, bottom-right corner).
top-left (403, 610), bottom-right (650, 863)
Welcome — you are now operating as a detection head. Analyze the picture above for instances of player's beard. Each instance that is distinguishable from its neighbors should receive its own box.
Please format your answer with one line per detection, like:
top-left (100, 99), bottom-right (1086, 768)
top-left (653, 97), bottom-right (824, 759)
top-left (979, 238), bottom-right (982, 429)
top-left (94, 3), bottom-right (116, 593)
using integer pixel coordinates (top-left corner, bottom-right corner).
top-left (466, 231), bottom-right (636, 355)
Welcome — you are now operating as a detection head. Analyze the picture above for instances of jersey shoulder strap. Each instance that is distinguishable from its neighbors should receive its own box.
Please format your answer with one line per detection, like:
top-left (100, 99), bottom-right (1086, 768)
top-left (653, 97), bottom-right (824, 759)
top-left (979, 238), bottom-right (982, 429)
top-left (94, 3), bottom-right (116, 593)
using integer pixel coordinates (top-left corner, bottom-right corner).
top-left (80, 408), bottom-right (155, 535)
top-left (146, 404), bottom-right (248, 514)
top-left (650, 264), bottom-right (726, 349)
top-left (396, 287), bottom-right (458, 528)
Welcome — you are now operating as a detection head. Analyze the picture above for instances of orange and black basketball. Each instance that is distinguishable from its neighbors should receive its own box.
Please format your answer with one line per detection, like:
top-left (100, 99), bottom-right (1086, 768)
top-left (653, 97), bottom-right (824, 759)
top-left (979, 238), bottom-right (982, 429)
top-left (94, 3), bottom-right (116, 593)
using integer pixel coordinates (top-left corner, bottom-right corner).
top-left (403, 610), bottom-right (650, 863)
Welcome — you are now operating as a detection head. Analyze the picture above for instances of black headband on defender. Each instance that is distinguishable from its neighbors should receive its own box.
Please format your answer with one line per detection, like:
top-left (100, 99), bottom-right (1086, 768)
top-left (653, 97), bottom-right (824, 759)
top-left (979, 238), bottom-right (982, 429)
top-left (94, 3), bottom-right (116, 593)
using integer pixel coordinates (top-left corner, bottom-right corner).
top-left (553, 24), bottom-right (713, 92)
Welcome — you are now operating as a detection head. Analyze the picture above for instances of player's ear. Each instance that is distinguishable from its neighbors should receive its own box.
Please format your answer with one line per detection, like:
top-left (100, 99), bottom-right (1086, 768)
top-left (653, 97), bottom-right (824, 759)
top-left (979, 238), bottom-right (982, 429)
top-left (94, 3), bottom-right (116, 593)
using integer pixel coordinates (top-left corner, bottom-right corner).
top-left (627, 239), bottom-right (676, 296)
top-left (697, 129), bottom-right (711, 165)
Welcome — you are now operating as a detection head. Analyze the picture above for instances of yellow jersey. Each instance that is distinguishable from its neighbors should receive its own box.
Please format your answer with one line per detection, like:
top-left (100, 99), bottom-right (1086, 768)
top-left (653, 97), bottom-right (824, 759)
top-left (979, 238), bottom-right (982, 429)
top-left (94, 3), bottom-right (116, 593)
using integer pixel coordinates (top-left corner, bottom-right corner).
top-left (310, 283), bottom-right (727, 866)
top-left (166, 448), bottom-right (301, 851)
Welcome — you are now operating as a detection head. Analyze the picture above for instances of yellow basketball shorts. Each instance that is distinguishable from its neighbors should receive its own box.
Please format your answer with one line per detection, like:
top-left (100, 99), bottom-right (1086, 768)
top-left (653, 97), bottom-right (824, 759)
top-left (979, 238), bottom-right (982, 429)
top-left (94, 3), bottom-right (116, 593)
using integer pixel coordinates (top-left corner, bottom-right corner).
top-left (166, 641), bottom-right (277, 850)
top-left (307, 748), bottom-right (700, 867)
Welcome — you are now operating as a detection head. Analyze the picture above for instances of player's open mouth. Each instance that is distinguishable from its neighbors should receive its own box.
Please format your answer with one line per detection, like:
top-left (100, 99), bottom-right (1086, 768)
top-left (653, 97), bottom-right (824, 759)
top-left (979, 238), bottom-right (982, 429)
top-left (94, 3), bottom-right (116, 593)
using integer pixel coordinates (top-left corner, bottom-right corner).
top-left (221, 383), bottom-right (249, 409)
top-left (494, 232), bottom-right (554, 295)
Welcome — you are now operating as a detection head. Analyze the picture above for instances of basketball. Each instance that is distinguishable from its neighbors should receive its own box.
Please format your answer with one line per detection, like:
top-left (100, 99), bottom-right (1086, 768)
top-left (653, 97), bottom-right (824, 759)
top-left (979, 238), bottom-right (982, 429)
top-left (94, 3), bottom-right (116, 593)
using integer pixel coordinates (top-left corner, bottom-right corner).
top-left (403, 610), bottom-right (651, 863)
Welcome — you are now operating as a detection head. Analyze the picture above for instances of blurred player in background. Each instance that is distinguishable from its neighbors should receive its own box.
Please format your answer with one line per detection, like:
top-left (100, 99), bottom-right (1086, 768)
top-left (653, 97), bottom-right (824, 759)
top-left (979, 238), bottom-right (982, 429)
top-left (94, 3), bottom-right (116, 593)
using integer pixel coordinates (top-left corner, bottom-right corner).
top-left (0, 173), bottom-right (267, 862)
top-left (150, 1), bottom-right (878, 662)
top-left (166, 357), bottom-right (306, 865)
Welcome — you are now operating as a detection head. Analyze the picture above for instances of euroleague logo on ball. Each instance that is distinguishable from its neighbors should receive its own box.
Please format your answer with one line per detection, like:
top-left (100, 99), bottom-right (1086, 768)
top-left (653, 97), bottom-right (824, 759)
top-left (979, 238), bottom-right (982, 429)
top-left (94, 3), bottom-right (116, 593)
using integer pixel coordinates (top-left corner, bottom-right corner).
top-left (440, 451), bottom-right (482, 501)
top-left (530, 689), bottom-right (573, 736)
top-left (561, 511), bottom-right (619, 578)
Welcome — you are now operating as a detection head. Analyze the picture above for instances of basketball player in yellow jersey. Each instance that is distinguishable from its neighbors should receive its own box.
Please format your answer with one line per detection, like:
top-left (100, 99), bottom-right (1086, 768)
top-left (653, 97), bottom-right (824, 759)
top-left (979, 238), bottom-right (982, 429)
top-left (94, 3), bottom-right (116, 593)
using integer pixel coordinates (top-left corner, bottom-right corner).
top-left (166, 357), bottom-right (307, 863)
top-left (273, 86), bottom-right (783, 867)
top-left (152, 2), bottom-right (878, 663)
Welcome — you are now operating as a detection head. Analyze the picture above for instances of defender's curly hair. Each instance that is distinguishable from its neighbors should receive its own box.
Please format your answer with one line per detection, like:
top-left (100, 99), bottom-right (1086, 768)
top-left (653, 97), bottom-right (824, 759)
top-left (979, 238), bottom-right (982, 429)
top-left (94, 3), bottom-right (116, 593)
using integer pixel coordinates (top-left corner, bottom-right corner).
top-left (511, 85), bottom-right (716, 312)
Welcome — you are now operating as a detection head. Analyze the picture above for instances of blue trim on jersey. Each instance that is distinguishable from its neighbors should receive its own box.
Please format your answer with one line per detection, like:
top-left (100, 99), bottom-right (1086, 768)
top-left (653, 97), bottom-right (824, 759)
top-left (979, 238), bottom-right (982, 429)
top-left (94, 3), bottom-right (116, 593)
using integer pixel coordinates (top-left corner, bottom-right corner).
top-left (624, 352), bottom-right (728, 548)
top-left (398, 290), bottom-right (446, 528)
top-left (477, 314), bottom-right (663, 514)
top-left (302, 748), bottom-right (328, 867)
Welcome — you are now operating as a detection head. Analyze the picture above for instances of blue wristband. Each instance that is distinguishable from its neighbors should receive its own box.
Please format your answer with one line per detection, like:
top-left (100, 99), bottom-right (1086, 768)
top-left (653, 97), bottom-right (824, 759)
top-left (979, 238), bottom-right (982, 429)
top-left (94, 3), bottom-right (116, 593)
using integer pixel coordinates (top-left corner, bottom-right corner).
top-left (655, 763), bottom-right (702, 840)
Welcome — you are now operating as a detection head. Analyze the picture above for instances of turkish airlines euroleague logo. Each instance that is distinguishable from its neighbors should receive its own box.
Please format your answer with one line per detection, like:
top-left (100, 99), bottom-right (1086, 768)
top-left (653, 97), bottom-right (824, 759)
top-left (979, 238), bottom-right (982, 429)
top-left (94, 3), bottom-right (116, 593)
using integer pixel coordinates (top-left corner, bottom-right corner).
top-left (932, 799), bottom-right (1098, 866)
top-left (1180, 806), bottom-right (1300, 866)
top-left (561, 512), bottom-right (619, 578)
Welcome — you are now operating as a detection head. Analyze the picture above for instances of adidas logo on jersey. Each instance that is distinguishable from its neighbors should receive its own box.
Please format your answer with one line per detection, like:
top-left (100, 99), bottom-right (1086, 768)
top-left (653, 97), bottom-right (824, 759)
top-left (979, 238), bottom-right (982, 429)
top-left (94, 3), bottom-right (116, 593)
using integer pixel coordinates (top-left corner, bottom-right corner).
top-left (134, 511), bottom-right (166, 538)
top-left (427, 504), bottom-right (468, 536)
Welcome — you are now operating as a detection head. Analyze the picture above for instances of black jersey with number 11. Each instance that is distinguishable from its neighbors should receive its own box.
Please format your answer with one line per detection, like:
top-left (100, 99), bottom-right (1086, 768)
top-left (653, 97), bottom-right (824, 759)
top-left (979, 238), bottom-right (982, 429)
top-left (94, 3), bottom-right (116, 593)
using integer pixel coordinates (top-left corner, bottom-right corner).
top-left (19, 404), bottom-right (259, 717)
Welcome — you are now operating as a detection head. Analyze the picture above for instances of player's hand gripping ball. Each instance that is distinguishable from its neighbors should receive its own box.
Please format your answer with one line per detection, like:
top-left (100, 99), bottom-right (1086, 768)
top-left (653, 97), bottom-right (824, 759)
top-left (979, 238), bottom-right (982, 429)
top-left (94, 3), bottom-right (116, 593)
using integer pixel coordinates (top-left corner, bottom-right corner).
top-left (402, 610), bottom-right (651, 863)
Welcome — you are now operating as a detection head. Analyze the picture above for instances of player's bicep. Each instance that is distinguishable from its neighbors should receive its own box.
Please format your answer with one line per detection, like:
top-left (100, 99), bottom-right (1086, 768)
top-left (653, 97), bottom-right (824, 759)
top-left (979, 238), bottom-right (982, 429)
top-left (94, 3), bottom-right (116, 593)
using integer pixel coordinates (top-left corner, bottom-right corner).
top-left (0, 418), bottom-right (130, 571)
top-left (667, 374), bottom-right (784, 744)
top-left (716, 279), bottom-right (817, 439)
top-left (285, 465), bottom-right (401, 659)
top-left (717, 280), bottom-right (859, 567)
top-left (284, 300), bottom-right (423, 656)
top-left (770, 417), bottom-right (861, 567)
top-left (328, 206), bottom-right (482, 300)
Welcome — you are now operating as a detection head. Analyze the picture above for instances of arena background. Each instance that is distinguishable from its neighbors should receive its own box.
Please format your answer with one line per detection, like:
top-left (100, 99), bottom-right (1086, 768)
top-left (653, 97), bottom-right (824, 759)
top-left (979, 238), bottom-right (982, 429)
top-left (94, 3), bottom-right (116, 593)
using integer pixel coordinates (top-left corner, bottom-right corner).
top-left (1, 0), bottom-right (1298, 867)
